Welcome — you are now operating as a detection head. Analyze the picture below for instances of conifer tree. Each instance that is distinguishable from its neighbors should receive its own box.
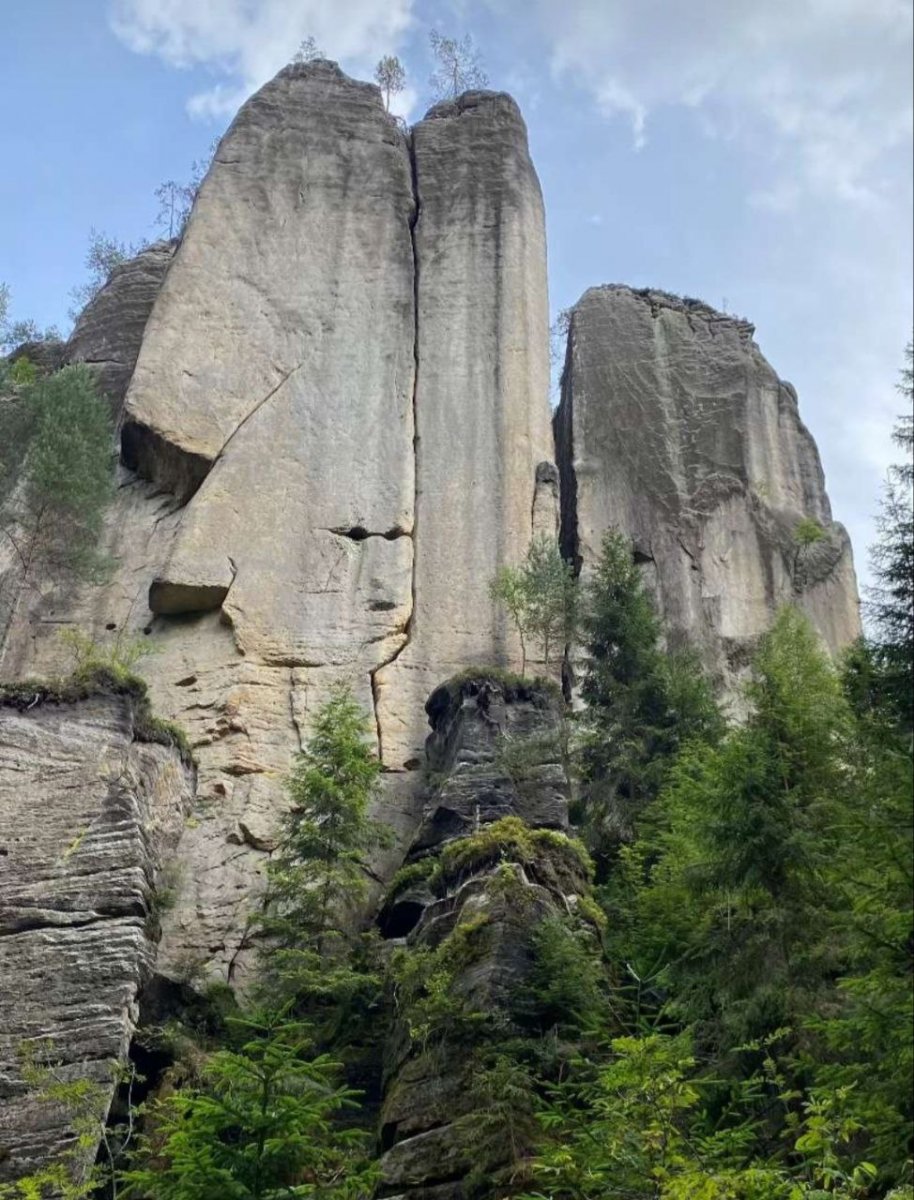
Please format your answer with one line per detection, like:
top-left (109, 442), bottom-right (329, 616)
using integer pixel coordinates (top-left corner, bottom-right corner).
top-left (631, 608), bottom-right (850, 1053)
top-left (121, 1010), bottom-right (376, 1200)
top-left (577, 530), bottom-right (721, 860)
top-left (867, 343), bottom-right (913, 727)
top-left (256, 687), bottom-right (385, 1010)
top-left (0, 365), bottom-right (114, 647)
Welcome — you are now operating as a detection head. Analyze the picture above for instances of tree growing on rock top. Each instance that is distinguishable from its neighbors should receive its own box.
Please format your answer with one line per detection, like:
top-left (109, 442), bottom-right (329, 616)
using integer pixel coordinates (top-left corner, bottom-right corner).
top-left (375, 54), bottom-right (406, 111)
top-left (429, 30), bottom-right (488, 101)
top-left (490, 534), bottom-right (577, 676)
top-left (292, 35), bottom-right (324, 64)
top-left (68, 228), bottom-right (136, 320)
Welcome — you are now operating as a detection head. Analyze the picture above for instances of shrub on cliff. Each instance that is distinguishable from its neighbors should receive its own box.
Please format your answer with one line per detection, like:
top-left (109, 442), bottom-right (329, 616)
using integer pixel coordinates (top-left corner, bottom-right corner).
top-left (490, 535), bottom-right (577, 674)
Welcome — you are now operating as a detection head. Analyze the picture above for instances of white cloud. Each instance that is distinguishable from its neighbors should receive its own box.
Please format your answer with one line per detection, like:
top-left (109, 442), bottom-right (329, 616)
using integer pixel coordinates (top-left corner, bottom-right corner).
top-left (538, 0), bottom-right (913, 207)
top-left (110, 0), bottom-right (416, 118)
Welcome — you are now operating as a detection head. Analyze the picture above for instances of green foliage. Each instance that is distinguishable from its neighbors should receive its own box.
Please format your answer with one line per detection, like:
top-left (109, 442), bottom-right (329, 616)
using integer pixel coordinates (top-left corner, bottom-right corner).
top-left (866, 344), bottom-right (914, 728)
top-left (60, 626), bottom-right (153, 684)
top-left (68, 228), bottom-right (135, 319)
top-left (490, 535), bottom-right (577, 674)
top-left (386, 857), bottom-right (439, 900)
top-left (0, 281), bottom-right (61, 353)
top-left (388, 912), bottom-right (495, 1049)
top-left (437, 815), bottom-right (592, 893)
top-left (121, 1010), bottom-right (377, 1200)
top-left (592, 604), bottom-right (913, 1192)
top-left (520, 1032), bottom-right (887, 1200)
top-left (428, 29), bottom-right (488, 100)
top-left (624, 609), bottom-right (851, 1052)
top-left (576, 529), bottom-right (722, 862)
top-left (0, 1044), bottom-right (138, 1200)
top-left (0, 366), bottom-right (115, 625)
top-left (513, 914), bottom-right (609, 1036)
top-left (256, 687), bottom-right (387, 1011)
top-left (374, 55), bottom-right (406, 110)
top-left (793, 516), bottom-right (826, 548)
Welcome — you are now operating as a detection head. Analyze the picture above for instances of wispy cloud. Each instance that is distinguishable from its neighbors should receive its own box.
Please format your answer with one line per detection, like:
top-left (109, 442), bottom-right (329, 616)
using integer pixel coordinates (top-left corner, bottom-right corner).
top-left (540, 0), bottom-right (913, 208)
top-left (110, 0), bottom-right (416, 118)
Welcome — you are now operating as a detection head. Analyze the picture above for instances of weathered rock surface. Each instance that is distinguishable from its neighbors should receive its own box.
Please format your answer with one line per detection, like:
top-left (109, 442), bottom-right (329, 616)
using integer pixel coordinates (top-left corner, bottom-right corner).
top-left (377, 676), bottom-right (584, 1197)
top-left (0, 687), bottom-right (193, 1183)
top-left (555, 286), bottom-right (860, 692)
top-left (375, 93), bottom-right (555, 769)
top-left (65, 241), bottom-right (177, 417)
top-left (0, 77), bottom-right (557, 986)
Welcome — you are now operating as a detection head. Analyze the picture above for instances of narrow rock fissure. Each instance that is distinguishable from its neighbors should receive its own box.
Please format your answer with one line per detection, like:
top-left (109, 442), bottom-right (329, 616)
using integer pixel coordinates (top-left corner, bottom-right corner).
top-left (327, 526), bottom-right (410, 542)
top-left (367, 129), bottom-right (422, 769)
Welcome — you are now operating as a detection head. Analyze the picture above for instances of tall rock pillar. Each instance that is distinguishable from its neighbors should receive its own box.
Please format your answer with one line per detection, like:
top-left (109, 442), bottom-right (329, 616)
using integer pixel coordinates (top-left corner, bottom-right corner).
top-left (554, 286), bottom-right (861, 694)
top-left (375, 92), bottom-right (555, 771)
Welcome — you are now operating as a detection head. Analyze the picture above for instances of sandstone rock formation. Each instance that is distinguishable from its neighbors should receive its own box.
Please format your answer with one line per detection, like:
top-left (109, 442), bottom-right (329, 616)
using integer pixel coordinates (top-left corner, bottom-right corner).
top-left (375, 92), bottom-right (554, 770)
top-left (0, 683), bottom-right (193, 1182)
top-left (65, 240), bottom-right (176, 417)
top-left (377, 675), bottom-right (587, 1196)
top-left (554, 286), bottom-right (861, 693)
top-left (0, 67), bottom-right (554, 988)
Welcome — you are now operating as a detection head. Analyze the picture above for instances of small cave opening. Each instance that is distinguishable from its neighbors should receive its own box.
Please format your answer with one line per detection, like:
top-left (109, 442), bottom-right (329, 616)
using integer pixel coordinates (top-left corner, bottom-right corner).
top-left (89, 1033), bottom-right (174, 1197)
top-left (379, 898), bottom-right (425, 940)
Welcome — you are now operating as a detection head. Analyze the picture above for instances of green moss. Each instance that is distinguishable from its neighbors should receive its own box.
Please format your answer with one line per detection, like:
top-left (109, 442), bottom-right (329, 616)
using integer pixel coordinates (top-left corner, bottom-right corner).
top-left (0, 665), bottom-right (194, 767)
top-left (439, 816), bottom-right (593, 893)
top-left (575, 893), bottom-right (609, 933)
top-left (387, 857), bottom-right (440, 901)
top-left (441, 666), bottom-right (563, 706)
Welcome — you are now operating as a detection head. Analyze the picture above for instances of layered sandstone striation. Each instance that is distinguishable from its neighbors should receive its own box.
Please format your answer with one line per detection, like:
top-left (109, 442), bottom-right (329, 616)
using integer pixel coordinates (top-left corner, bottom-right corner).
top-left (0, 684), bottom-right (193, 1182)
top-left (65, 240), bottom-right (177, 417)
top-left (554, 286), bottom-right (860, 692)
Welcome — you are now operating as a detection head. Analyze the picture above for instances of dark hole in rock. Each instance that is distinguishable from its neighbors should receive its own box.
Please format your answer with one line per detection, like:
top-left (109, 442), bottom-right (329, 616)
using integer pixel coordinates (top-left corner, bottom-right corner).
top-left (105, 622), bottom-right (116, 631)
top-left (175, 674), bottom-right (198, 687)
top-left (369, 598), bottom-right (397, 611)
top-left (142, 625), bottom-right (152, 636)
top-left (380, 1121), bottom-right (398, 1152)
top-left (403, 757), bottom-right (421, 771)
top-left (380, 899), bottom-right (425, 940)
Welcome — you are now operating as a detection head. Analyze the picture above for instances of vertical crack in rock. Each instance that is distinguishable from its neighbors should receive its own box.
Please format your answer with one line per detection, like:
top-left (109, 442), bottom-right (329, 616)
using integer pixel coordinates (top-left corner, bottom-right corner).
top-left (553, 321), bottom-right (582, 574)
top-left (368, 131), bottom-right (422, 770)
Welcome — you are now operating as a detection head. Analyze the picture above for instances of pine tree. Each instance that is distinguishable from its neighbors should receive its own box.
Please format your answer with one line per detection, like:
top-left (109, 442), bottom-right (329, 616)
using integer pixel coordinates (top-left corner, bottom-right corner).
top-left (0, 365), bottom-right (114, 648)
top-left (256, 687), bottom-right (385, 1012)
top-left (632, 608), bottom-right (850, 1053)
top-left (577, 530), bottom-right (721, 861)
top-left (867, 343), bottom-right (913, 728)
top-left (120, 1010), bottom-right (377, 1200)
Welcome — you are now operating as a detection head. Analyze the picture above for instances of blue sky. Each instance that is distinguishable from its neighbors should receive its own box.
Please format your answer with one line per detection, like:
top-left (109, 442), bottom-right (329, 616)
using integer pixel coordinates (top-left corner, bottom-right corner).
top-left (1, 0), bottom-right (911, 588)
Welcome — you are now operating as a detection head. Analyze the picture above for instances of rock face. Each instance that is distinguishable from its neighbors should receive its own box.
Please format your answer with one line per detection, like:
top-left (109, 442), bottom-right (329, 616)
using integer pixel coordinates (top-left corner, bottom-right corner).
top-left (555, 286), bottom-right (860, 692)
top-left (377, 676), bottom-right (587, 1197)
top-left (65, 241), bottom-right (177, 417)
top-left (0, 68), bottom-right (554, 988)
top-left (0, 685), bottom-right (193, 1183)
top-left (375, 92), bottom-right (554, 770)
